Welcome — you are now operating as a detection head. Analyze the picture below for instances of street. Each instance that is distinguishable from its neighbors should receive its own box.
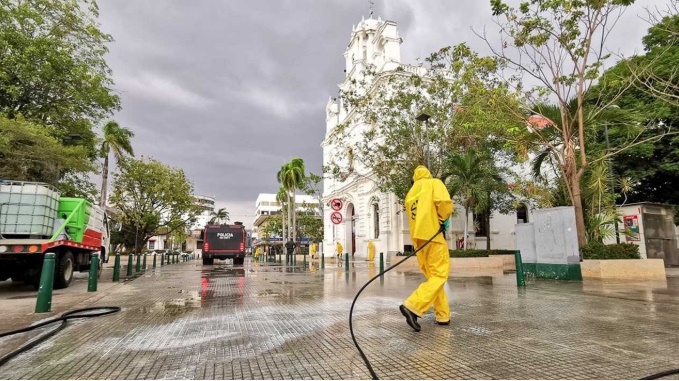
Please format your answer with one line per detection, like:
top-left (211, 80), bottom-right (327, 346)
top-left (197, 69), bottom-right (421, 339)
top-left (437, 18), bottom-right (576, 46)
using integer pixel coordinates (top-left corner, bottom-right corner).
top-left (1, 258), bottom-right (679, 379)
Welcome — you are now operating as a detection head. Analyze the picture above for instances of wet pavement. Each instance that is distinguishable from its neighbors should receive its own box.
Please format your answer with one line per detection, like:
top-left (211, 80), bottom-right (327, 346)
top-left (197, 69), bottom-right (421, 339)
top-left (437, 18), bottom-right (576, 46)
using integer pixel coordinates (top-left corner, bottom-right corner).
top-left (1, 258), bottom-right (679, 379)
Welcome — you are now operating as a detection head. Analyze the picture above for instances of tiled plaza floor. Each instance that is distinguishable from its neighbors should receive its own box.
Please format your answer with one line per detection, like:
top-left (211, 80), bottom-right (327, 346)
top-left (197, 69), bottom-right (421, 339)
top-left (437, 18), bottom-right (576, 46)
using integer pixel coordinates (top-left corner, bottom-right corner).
top-left (1, 258), bottom-right (679, 379)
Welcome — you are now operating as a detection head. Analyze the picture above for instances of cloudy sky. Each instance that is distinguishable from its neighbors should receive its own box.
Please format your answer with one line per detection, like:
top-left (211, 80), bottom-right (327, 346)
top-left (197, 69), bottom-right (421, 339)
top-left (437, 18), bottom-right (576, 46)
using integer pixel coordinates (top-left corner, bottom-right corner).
top-left (96, 0), bottom-right (669, 227)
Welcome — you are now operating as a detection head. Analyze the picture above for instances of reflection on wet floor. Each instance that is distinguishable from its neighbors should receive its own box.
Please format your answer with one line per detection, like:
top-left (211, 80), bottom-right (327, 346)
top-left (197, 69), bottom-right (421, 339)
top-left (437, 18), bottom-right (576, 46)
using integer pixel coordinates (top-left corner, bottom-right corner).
top-left (5, 256), bottom-right (679, 380)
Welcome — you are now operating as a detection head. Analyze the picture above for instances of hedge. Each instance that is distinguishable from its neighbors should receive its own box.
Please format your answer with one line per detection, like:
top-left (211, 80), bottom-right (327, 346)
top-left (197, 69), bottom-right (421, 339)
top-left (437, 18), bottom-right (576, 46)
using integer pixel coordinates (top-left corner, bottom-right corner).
top-left (581, 242), bottom-right (641, 260)
top-left (448, 249), bottom-right (519, 258)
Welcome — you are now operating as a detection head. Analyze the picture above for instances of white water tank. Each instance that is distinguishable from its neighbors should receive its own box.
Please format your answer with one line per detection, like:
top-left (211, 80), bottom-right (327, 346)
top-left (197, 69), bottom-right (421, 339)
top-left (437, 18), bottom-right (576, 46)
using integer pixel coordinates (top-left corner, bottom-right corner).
top-left (0, 181), bottom-right (60, 237)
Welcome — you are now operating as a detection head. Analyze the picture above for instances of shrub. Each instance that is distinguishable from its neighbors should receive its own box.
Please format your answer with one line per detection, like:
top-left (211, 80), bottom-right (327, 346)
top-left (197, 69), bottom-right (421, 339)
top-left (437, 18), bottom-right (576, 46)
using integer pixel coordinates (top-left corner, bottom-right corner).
top-left (581, 242), bottom-right (641, 260)
top-left (449, 250), bottom-right (489, 258)
top-left (487, 250), bottom-right (517, 255)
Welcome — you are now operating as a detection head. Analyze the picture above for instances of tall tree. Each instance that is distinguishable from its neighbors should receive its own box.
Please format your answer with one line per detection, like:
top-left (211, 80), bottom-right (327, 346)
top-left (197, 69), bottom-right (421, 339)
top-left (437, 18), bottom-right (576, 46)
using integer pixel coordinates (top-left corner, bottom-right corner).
top-left (486, 0), bottom-right (649, 246)
top-left (99, 121), bottom-right (134, 207)
top-left (209, 208), bottom-right (229, 224)
top-left (589, 12), bottom-right (679, 222)
top-left (277, 158), bottom-right (306, 242)
top-left (0, 0), bottom-right (119, 156)
top-left (109, 157), bottom-right (199, 254)
top-left (445, 149), bottom-right (504, 250)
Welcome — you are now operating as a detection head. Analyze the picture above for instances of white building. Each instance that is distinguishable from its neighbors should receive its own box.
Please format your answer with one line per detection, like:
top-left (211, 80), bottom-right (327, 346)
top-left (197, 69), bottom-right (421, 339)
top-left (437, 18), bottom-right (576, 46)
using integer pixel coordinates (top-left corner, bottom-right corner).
top-left (321, 16), bottom-right (535, 258)
top-left (252, 193), bottom-right (319, 244)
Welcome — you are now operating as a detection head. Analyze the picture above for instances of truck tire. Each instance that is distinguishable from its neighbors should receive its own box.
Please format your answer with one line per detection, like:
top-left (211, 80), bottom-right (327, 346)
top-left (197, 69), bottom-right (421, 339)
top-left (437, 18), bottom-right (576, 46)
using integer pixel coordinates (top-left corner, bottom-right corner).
top-left (233, 257), bottom-right (245, 266)
top-left (202, 257), bottom-right (214, 265)
top-left (54, 251), bottom-right (74, 289)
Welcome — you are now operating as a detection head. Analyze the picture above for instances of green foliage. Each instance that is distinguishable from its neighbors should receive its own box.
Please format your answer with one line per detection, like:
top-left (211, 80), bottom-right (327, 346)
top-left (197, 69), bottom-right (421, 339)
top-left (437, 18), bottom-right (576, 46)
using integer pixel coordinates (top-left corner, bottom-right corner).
top-left (109, 157), bottom-right (199, 252)
top-left (449, 250), bottom-right (487, 258)
top-left (295, 206), bottom-right (323, 243)
top-left (0, 115), bottom-right (93, 183)
top-left (209, 208), bottom-right (229, 224)
top-left (277, 157), bottom-right (306, 240)
top-left (489, 0), bottom-right (639, 245)
top-left (587, 13), bottom-right (679, 224)
top-left (100, 121), bottom-right (134, 159)
top-left (448, 249), bottom-right (518, 257)
top-left (99, 120), bottom-right (134, 206)
top-left (58, 172), bottom-right (99, 203)
top-left (260, 217), bottom-right (282, 240)
top-left (0, 0), bottom-right (119, 155)
top-left (326, 43), bottom-right (526, 202)
top-left (581, 242), bottom-right (641, 260)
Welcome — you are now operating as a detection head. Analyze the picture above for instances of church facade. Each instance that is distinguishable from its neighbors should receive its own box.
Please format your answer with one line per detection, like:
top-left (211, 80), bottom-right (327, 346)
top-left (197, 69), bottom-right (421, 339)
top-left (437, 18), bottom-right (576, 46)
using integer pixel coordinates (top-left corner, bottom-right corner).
top-left (320, 17), bottom-right (535, 259)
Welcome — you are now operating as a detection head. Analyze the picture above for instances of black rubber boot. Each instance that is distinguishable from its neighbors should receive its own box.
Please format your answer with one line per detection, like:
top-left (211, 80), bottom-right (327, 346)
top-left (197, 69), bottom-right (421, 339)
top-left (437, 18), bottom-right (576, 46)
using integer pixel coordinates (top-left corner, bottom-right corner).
top-left (436, 321), bottom-right (450, 326)
top-left (399, 305), bottom-right (421, 332)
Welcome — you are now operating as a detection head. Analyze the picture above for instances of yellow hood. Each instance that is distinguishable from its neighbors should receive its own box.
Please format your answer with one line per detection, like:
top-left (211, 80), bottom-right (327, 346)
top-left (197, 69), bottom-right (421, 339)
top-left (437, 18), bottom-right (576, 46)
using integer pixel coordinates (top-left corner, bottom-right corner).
top-left (413, 166), bottom-right (433, 181)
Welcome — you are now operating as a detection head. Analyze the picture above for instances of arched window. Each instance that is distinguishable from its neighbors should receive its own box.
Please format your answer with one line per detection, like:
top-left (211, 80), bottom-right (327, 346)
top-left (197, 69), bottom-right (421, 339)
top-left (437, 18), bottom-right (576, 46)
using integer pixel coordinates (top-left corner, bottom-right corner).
top-left (517, 204), bottom-right (528, 223)
top-left (373, 202), bottom-right (380, 239)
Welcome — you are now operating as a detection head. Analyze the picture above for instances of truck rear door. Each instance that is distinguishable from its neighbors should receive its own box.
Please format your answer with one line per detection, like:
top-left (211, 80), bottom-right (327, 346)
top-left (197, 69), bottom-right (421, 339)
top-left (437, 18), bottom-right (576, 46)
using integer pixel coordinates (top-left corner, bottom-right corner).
top-left (205, 225), bottom-right (244, 252)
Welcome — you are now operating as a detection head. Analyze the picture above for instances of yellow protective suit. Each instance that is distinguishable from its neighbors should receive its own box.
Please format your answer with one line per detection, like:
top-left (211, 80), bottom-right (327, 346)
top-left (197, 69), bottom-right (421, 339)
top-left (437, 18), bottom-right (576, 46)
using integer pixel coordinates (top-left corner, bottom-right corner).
top-left (402, 166), bottom-right (454, 323)
top-left (336, 242), bottom-right (343, 259)
top-left (367, 241), bottom-right (375, 262)
top-left (255, 247), bottom-right (262, 260)
top-left (310, 243), bottom-right (317, 259)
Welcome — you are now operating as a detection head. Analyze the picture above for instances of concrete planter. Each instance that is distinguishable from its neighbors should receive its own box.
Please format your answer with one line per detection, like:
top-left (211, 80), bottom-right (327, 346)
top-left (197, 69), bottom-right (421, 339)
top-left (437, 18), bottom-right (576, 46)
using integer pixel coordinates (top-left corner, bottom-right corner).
top-left (581, 259), bottom-right (666, 280)
top-left (495, 254), bottom-right (516, 271)
top-left (390, 255), bottom-right (504, 273)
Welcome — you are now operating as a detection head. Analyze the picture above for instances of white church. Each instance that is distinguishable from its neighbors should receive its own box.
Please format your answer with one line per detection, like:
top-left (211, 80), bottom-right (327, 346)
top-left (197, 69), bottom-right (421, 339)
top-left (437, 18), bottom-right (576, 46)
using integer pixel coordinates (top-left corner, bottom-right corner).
top-left (320, 16), bottom-right (535, 259)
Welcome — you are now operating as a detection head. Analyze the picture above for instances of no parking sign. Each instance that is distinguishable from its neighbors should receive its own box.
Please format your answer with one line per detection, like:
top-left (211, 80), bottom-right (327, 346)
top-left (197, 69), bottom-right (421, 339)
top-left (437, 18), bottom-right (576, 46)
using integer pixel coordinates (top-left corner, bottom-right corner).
top-left (331, 211), bottom-right (343, 225)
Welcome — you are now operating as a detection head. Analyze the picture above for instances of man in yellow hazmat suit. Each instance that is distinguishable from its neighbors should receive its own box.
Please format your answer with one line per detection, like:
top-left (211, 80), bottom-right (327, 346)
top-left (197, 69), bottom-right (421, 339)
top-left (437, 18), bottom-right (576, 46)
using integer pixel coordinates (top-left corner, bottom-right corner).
top-left (336, 241), bottom-right (343, 261)
top-left (367, 240), bottom-right (375, 262)
top-left (400, 166), bottom-right (454, 332)
top-left (310, 242), bottom-right (317, 259)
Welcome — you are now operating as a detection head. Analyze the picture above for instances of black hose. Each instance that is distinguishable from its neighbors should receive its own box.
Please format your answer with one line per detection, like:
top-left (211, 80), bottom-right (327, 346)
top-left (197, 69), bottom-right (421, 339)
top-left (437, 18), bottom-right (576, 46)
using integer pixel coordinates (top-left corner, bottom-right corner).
top-left (349, 227), bottom-right (444, 380)
top-left (0, 306), bottom-right (121, 367)
top-left (640, 369), bottom-right (679, 380)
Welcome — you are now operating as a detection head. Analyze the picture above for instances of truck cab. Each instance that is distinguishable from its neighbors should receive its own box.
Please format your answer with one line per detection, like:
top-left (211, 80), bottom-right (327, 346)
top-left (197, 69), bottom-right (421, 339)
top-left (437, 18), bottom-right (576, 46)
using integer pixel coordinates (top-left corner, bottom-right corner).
top-left (202, 222), bottom-right (246, 266)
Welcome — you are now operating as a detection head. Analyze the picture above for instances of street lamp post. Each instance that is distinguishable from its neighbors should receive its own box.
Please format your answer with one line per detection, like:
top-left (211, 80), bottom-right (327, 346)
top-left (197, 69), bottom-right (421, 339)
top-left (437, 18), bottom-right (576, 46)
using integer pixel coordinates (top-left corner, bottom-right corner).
top-left (416, 113), bottom-right (432, 168)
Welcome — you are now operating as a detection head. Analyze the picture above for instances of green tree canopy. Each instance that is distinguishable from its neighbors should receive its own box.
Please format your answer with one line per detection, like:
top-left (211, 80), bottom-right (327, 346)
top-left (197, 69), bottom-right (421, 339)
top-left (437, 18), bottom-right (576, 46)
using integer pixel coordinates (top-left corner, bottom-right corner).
top-left (109, 157), bottom-right (199, 253)
top-left (99, 120), bottom-right (134, 207)
top-left (0, 115), bottom-right (92, 183)
top-left (0, 0), bottom-right (119, 138)
top-left (586, 12), bottom-right (679, 222)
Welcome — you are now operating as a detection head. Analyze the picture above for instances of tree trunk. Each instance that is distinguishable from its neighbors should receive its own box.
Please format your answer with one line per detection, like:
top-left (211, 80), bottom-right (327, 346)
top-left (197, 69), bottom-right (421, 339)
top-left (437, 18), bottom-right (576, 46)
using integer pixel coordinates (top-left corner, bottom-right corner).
top-left (486, 209), bottom-right (491, 251)
top-left (463, 207), bottom-right (469, 251)
top-left (287, 194), bottom-right (292, 241)
top-left (281, 207), bottom-right (286, 243)
top-left (292, 190), bottom-right (297, 242)
top-left (99, 151), bottom-right (109, 208)
top-left (571, 176), bottom-right (587, 246)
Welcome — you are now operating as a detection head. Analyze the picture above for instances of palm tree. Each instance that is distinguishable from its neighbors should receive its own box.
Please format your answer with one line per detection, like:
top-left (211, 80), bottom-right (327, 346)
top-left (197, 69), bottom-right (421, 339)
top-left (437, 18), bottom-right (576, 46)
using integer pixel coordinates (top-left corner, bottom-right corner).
top-left (277, 158), bottom-right (306, 242)
top-left (209, 208), bottom-right (229, 224)
top-left (445, 149), bottom-right (497, 250)
top-left (99, 121), bottom-right (134, 207)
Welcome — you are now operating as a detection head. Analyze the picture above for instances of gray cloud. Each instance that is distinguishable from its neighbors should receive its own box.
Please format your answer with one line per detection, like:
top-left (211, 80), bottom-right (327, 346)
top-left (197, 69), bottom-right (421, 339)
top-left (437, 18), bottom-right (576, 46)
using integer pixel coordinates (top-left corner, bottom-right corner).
top-left (96, 0), bottom-right (670, 226)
